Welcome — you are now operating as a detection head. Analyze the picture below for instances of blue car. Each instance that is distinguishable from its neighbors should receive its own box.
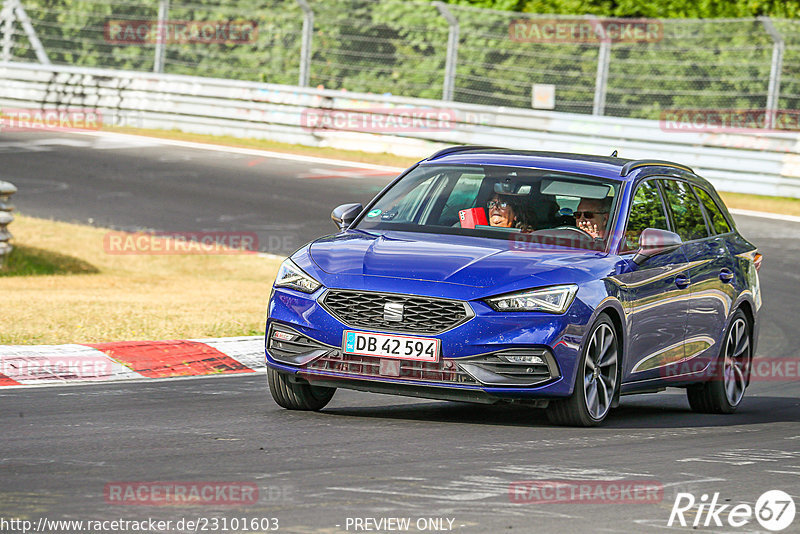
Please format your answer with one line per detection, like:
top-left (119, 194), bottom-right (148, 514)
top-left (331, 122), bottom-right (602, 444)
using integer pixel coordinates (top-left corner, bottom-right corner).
top-left (265, 147), bottom-right (762, 426)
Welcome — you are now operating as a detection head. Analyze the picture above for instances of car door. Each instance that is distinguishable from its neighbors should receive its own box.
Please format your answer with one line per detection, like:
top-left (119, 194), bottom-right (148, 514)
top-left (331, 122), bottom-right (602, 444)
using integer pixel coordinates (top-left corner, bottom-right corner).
top-left (613, 179), bottom-right (691, 384)
top-left (660, 179), bottom-right (734, 377)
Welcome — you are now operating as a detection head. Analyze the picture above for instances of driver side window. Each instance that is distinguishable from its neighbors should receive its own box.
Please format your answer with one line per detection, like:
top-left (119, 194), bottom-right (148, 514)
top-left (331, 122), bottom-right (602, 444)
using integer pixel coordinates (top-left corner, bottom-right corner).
top-left (623, 180), bottom-right (669, 252)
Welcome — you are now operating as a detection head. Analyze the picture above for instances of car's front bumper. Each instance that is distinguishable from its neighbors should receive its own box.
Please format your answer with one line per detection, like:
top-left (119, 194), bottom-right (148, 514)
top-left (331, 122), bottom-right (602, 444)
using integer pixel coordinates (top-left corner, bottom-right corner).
top-left (265, 285), bottom-right (592, 402)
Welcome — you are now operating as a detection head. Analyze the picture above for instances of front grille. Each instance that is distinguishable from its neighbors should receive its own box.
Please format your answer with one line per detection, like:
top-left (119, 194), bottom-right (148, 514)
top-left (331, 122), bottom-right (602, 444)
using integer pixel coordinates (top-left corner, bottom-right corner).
top-left (305, 351), bottom-right (478, 385)
top-left (321, 290), bottom-right (471, 334)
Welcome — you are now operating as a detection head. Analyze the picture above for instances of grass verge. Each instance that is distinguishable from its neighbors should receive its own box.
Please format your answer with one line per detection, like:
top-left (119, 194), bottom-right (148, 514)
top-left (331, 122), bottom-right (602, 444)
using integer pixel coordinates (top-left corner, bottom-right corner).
top-left (0, 214), bottom-right (282, 345)
top-left (719, 192), bottom-right (800, 217)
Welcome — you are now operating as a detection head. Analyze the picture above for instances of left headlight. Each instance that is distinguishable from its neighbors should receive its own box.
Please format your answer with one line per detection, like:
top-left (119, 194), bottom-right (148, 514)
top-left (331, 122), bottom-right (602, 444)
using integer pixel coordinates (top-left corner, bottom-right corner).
top-left (485, 284), bottom-right (578, 313)
top-left (274, 258), bottom-right (322, 293)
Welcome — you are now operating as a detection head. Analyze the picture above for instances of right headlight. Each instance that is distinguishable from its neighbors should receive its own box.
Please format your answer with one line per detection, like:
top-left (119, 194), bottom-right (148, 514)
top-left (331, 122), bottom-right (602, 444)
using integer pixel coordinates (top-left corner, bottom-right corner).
top-left (485, 284), bottom-right (578, 313)
top-left (274, 258), bottom-right (322, 294)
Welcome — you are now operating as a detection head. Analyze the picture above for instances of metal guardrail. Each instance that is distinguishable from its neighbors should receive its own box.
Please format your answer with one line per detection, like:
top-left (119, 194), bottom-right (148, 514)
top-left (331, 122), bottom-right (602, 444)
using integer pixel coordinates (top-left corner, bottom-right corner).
top-left (0, 180), bottom-right (16, 268)
top-left (1, 61), bottom-right (800, 198)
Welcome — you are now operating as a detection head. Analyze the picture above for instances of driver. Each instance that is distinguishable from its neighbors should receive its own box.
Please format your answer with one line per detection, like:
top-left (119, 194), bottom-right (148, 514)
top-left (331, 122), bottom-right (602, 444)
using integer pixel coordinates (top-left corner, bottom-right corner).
top-left (575, 197), bottom-right (611, 239)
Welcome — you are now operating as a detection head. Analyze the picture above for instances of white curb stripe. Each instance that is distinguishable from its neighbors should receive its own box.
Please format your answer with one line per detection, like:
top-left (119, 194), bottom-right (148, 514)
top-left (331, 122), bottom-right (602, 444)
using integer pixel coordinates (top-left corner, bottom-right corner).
top-left (0, 344), bottom-right (142, 385)
top-left (0, 337), bottom-right (267, 387)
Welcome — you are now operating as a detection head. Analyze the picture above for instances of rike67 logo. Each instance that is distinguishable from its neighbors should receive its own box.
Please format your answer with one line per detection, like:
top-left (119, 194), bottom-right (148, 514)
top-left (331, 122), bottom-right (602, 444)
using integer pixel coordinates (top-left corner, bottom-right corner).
top-left (669, 490), bottom-right (796, 531)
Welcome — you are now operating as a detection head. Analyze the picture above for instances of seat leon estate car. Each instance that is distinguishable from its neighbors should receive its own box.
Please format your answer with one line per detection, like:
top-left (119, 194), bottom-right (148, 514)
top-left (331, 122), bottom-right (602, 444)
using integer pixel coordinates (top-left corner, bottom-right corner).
top-left (265, 147), bottom-right (762, 426)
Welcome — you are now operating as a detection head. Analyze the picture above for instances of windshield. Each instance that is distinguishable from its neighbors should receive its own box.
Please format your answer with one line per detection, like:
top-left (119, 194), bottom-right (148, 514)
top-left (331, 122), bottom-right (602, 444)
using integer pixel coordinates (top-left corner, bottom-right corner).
top-left (354, 164), bottom-right (621, 251)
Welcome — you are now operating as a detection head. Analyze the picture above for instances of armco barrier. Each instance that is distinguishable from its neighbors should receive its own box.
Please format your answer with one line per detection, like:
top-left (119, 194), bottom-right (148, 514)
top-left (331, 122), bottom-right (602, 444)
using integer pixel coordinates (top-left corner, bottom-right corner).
top-left (0, 180), bottom-right (16, 268)
top-left (2, 62), bottom-right (800, 197)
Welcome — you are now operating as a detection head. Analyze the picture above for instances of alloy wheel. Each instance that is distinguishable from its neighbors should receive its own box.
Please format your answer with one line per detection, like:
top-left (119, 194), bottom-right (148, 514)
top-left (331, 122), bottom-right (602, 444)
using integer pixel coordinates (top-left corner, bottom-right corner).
top-left (723, 317), bottom-right (750, 407)
top-left (583, 323), bottom-right (618, 420)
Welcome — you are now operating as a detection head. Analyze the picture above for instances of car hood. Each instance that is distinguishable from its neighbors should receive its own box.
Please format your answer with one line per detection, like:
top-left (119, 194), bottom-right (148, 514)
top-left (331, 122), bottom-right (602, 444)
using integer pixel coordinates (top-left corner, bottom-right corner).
top-left (308, 230), bottom-right (607, 288)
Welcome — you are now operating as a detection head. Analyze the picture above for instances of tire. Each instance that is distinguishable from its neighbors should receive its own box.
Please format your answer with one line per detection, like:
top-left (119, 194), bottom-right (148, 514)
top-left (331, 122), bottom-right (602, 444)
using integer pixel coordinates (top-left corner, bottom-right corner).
top-left (547, 314), bottom-right (620, 426)
top-left (687, 309), bottom-right (751, 414)
top-left (267, 367), bottom-right (335, 411)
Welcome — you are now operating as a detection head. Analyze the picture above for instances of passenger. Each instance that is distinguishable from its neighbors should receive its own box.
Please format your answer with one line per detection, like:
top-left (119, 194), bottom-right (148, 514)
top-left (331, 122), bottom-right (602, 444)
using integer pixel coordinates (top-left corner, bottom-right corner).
top-left (575, 197), bottom-right (612, 239)
top-left (487, 194), bottom-right (534, 230)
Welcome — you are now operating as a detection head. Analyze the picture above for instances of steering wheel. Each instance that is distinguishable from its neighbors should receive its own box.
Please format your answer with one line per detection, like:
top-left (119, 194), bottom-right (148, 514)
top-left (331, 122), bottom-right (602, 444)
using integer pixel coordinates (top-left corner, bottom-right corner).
top-left (555, 225), bottom-right (593, 239)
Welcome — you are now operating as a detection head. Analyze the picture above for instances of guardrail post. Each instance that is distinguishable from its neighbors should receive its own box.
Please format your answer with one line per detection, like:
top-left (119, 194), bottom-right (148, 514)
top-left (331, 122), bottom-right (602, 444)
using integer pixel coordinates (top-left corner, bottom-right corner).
top-left (1, 0), bottom-right (15, 62)
top-left (760, 17), bottom-right (784, 129)
top-left (153, 0), bottom-right (169, 73)
top-left (12, 0), bottom-right (49, 64)
top-left (434, 2), bottom-right (459, 101)
top-left (0, 181), bottom-right (17, 269)
top-left (591, 16), bottom-right (611, 116)
top-left (296, 0), bottom-right (313, 87)
top-left (2, 0), bottom-right (49, 64)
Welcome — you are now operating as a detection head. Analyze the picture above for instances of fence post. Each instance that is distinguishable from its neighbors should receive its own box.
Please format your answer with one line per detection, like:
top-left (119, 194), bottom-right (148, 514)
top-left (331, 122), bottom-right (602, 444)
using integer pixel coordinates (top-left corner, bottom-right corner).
top-left (11, 0), bottom-right (49, 64)
top-left (433, 2), bottom-right (458, 101)
top-left (760, 17), bottom-right (784, 129)
top-left (153, 0), bottom-right (169, 73)
top-left (591, 16), bottom-right (611, 116)
top-left (296, 0), bottom-right (313, 87)
top-left (1, 0), bottom-right (15, 62)
top-left (0, 181), bottom-right (16, 269)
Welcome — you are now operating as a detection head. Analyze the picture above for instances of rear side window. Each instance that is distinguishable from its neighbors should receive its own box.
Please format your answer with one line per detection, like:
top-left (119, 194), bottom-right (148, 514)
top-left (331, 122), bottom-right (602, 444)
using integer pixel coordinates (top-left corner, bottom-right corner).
top-left (661, 180), bottom-right (709, 241)
top-left (622, 180), bottom-right (669, 251)
top-left (693, 186), bottom-right (732, 234)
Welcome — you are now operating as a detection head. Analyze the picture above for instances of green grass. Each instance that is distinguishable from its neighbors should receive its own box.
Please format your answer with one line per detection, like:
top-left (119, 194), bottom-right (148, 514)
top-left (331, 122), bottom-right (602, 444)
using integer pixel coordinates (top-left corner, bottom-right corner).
top-left (0, 245), bottom-right (99, 277)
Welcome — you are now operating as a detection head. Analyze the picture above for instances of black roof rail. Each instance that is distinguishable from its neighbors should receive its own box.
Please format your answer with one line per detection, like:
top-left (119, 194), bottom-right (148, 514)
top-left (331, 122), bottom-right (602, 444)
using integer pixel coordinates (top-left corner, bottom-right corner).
top-left (426, 145), bottom-right (503, 160)
top-left (620, 160), bottom-right (694, 177)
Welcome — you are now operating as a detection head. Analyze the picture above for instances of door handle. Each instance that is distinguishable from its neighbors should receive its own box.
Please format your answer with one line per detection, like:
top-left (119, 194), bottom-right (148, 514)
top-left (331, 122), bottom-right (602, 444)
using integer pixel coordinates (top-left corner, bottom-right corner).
top-left (674, 274), bottom-right (690, 289)
top-left (719, 268), bottom-right (734, 283)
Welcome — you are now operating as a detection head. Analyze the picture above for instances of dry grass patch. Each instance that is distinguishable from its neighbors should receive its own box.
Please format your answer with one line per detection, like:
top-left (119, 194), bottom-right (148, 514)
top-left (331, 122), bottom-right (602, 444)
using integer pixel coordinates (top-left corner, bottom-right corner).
top-left (0, 214), bottom-right (282, 344)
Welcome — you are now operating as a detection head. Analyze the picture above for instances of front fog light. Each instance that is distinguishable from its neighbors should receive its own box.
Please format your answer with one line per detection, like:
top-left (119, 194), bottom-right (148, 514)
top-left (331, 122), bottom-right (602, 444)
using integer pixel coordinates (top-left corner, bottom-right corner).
top-left (502, 354), bottom-right (545, 364)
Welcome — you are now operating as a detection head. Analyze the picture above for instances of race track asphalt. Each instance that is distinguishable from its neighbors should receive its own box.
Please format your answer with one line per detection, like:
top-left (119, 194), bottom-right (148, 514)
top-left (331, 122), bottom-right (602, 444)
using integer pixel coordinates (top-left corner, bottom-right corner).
top-left (2, 131), bottom-right (798, 533)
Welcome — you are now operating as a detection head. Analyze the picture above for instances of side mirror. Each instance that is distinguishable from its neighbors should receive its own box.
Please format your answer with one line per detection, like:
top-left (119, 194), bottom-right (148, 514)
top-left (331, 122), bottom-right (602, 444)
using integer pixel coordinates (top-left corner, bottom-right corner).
top-left (331, 203), bottom-right (363, 230)
top-left (633, 228), bottom-right (682, 264)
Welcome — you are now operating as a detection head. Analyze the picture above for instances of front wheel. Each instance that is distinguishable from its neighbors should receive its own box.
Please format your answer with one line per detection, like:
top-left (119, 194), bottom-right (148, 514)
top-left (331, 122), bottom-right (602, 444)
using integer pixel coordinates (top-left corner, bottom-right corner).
top-left (687, 309), bottom-right (751, 414)
top-left (547, 314), bottom-right (619, 426)
top-left (267, 367), bottom-right (335, 411)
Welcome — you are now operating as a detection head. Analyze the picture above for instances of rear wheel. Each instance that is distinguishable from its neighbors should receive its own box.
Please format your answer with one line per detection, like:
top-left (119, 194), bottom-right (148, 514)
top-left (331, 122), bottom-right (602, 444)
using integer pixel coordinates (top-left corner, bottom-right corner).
top-left (267, 367), bottom-right (335, 411)
top-left (687, 309), bottom-right (751, 414)
top-left (547, 314), bottom-right (619, 426)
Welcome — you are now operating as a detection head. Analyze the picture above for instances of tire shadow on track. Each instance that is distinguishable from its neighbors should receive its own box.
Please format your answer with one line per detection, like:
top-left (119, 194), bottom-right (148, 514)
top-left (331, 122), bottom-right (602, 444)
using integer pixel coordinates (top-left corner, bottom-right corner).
top-left (315, 394), bottom-right (799, 429)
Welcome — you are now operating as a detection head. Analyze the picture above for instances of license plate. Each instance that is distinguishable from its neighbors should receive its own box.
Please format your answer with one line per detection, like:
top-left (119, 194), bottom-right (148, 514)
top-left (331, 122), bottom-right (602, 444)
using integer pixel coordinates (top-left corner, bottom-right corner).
top-left (343, 331), bottom-right (439, 362)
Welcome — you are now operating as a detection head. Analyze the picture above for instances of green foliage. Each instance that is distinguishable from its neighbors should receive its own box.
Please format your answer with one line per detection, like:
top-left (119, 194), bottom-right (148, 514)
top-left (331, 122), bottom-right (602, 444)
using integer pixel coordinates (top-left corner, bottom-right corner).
top-left (9, 0), bottom-right (800, 121)
top-left (452, 0), bottom-right (800, 18)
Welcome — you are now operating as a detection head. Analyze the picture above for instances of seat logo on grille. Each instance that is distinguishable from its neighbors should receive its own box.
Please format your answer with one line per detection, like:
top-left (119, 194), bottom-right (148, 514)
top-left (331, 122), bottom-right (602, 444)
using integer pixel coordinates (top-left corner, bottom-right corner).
top-left (383, 301), bottom-right (404, 322)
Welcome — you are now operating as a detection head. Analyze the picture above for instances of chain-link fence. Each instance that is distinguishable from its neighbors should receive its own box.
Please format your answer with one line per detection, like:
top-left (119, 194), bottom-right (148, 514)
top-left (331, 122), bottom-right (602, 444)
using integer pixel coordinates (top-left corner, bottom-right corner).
top-left (2, 0), bottom-right (800, 123)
